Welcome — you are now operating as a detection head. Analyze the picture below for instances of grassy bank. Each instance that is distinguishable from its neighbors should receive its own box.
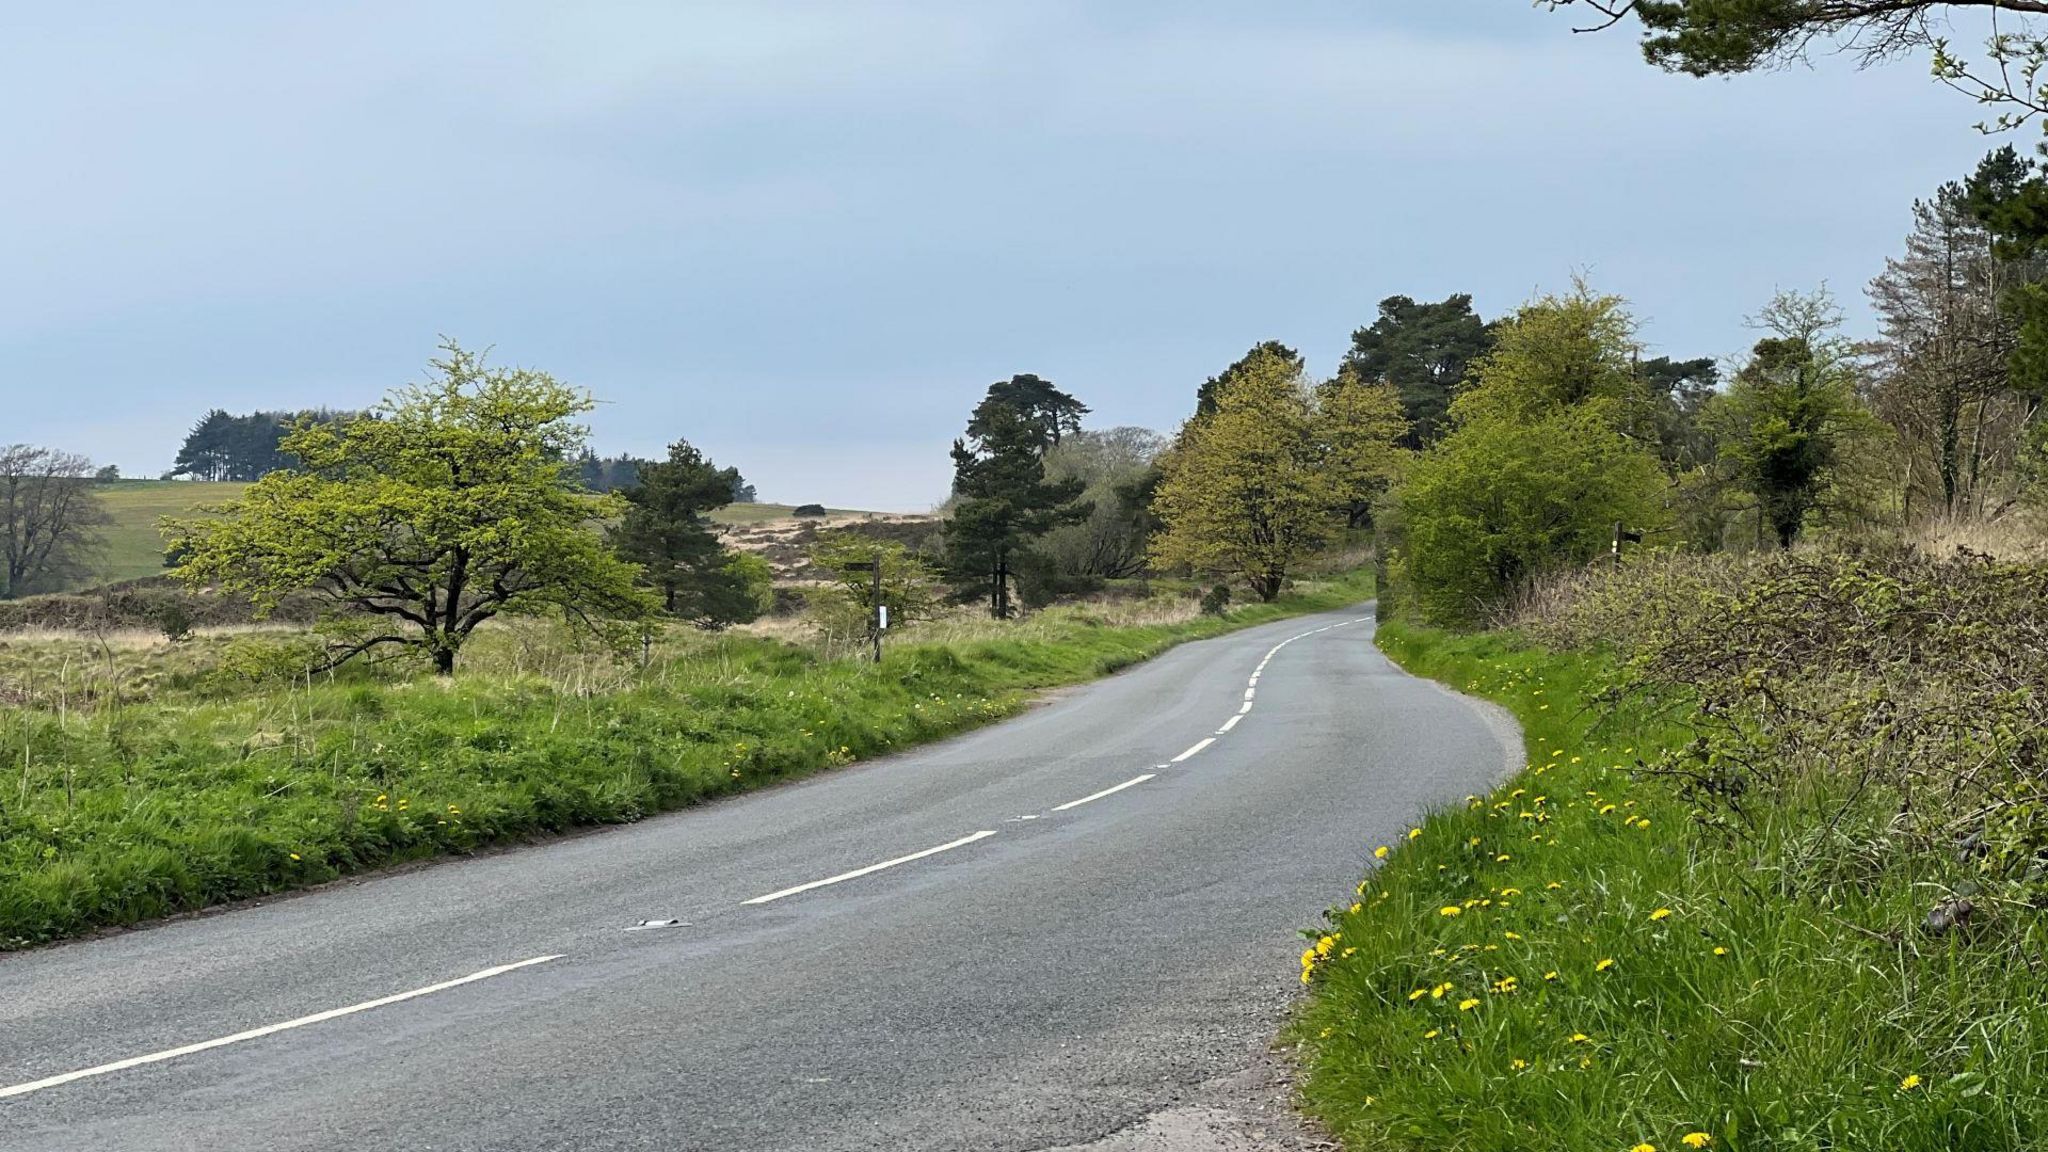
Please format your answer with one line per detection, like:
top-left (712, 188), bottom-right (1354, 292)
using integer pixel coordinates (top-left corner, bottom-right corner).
top-left (0, 573), bottom-right (1368, 950)
top-left (1293, 621), bottom-right (2048, 1152)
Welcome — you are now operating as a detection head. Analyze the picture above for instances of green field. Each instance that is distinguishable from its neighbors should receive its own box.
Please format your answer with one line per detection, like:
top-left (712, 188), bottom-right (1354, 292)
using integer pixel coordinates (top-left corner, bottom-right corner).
top-left (74, 480), bottom-right (860, 592)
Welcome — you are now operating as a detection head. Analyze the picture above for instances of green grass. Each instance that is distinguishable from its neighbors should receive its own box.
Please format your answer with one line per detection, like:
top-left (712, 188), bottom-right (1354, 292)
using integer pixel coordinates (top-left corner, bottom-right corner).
top-left (0, 572), bottom-right (1369, 949)
top-left (70, 482), bottom-right (865, 592)
top-left (1292, 622), bottom-right (2048, 1152)
top-left (89, 480), bottom-right (248, 587)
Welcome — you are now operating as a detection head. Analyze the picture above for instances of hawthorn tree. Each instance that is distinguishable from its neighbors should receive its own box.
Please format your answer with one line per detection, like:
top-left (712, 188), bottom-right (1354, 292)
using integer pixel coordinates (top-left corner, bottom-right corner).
top-left (168, 342), bottom-right (654, 674)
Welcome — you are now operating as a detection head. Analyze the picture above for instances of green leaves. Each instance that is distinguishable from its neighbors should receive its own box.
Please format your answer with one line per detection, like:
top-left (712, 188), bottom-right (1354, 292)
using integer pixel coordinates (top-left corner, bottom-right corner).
top-left (166, 340), bottom-right (655, 673)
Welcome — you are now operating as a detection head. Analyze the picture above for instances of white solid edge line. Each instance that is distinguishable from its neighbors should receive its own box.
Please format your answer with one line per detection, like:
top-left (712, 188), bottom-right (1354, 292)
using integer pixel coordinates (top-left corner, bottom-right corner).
top-left (743, 830), bottom-right (997, 905)
top-left (1217, 713), bottom-right (1242, 734)
top-left (1051, 772), bottom-right (1157, 812)
top-left (0, 954), bottom-right (563, 1101)
top-left (1171, 737), bottom-right (1216, 763)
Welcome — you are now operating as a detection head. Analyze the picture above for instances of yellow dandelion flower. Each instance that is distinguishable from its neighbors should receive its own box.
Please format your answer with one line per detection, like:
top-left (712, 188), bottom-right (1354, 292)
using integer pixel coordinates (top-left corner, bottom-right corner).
top-left (1408, 988), bottom-right (1428, 1001)
top-left (1900, 1074), bottom-right (1923, 1091)
top-left (1595, 958), bottom-right (1616, 972)
top-left (289, 853), bottom-right (301, 861)
top-left (1630, 1143), bottom-right (1656, 1152)
top-left (1408, 827), bottom-right (1422, 840)
top-left (1649, 908), bottom-right (1673, 921)
top-left (1423, 1028), bottom-right (1440, 1039)
top-left (1431, 982), bottom-right (1454, 998)
top-left (1374, 845), bottom-right (1389, 859)
top-left (1546, 881), bottom-right (1563, 890)
top-left (1439, 906), bottom-right (1463, 917)
top-left (1458, 997), bottom-right (1480, 1011)
top-left (1510, 1058), bottom-right (1528, 1070)
top-left (1681, 1135), bottom-right (1712, 1149)
top-left (1712, 946), bottom-right (1729, 957)
top-left (1569, 1032), bottom-right (1590, 1043)
top-left (1544, 970), bottom-right (1559, 981)
top-left (1504, 930), bottom-right (1523, 941)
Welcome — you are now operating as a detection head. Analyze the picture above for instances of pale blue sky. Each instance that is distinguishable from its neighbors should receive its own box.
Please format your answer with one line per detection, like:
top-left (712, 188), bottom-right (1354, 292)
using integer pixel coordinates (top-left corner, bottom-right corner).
top-left (0, 2), bottom-right (2007, 508)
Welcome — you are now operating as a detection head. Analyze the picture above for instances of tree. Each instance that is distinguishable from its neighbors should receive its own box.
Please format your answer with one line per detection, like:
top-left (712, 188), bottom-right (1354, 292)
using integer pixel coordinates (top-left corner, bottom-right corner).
top-left (1639, 356), bottom-right (1722, 471)
top-left (1317, 369), bottom-right (1411, 528)
top-left (0, 445), bottom-right (111, 598)
top-left (1706, 291), bottom-right (1873, 548)
top-left (1151, 344), bottom-right (1340, 601)
top-left (1339, 294), bottom-right (1493, 449)
top-left (808, 531), bottom-right (940, 637)
top-left (1870, 179), bottom-right (2028, 519)
top-left (170, 408), bottom-right (361, 481)
top-left (167, 342), bottom-right (654, 674)
top-left (1389, 285), bottom-right (1667, 623)
top-left (610, 440), bottom-right (764, 628)
top-left (1394, 405), bottom-right (1667, 626)
top-left (1547, 1), bottom-right (2048, 128)
top-left (975, 375), bottom-right (1089, 451)
top-left (943, 390), bottom-right (1092, 616)
top-left (1196, 341), bottom-right (1303, 418)
top-left (1040, 427), bottom-right (1169, 579)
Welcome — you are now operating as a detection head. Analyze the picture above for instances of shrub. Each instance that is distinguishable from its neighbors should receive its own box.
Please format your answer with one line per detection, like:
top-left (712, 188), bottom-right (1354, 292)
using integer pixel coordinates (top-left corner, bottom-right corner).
top-left (1199, 583), bottom-right (1232, 616)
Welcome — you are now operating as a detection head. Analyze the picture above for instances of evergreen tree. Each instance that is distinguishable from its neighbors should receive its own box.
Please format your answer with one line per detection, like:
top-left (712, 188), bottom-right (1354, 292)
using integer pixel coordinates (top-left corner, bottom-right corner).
top-left (1339, 294), bottom-right (1493, 449)
top-left (610, 440), bottom-right (763, 627)
top-left (943, 395), bottom-right (1090, 617)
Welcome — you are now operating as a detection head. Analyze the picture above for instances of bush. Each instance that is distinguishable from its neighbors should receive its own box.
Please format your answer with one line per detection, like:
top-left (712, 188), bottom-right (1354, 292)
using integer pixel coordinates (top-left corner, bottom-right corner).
top-left (153, 601), bottom-right (194, 642)
top-left (1199, 583), bottom-right (1232, 616)
top-left (792, 503), bottom-right (827, 518)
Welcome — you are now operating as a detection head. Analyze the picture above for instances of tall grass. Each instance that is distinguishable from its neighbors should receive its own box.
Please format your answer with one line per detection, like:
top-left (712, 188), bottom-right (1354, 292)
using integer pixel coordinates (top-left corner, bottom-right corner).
top-left (0, 572), bottom-right (1370, 949)
top-left (1293, 623), bottom-right (2048, 1151)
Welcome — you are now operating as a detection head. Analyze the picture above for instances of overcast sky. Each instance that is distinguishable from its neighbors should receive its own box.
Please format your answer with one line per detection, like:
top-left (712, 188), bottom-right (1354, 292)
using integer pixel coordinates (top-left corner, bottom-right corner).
top-left (0, 2), bottom-right (2009, 509)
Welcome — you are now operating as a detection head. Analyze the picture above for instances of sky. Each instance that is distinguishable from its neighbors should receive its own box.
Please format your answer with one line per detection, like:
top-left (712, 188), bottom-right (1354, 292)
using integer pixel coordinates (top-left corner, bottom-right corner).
top-left (0, 1), bottom-right (2014, 510)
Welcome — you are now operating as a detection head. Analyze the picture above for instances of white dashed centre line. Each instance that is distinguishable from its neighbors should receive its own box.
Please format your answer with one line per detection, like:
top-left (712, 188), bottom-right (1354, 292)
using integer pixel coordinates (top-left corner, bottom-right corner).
top-left (1171, 737), bottom-right (1215, 763)
top-left (1051, 773), bottom-right (1156, 811)
top-left (0, 955), bottom-right (564, 1101)
top-left (742, 830), bottom-right (998, 905)
top-left (1217, 714), bottom-right (1242, 734)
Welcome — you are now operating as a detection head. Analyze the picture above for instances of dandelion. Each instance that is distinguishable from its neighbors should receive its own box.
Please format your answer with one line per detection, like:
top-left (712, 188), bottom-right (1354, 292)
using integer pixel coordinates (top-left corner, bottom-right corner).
top-left (1681, 1135), bottom-right (1712, 1149)
top-left (1504, 931), bottom-right (1523, 941)
top-left (1547, 881), bottom-right (1564, 890)
top-left (1495, 854), bottom-right (1511, 862)
top-left (1510, 1058), bottom-right (1528, 1070)
top-left (1458, 998), bottom-right (1480, 1011)
top-left (1712, 946), bottom-right (1729, 957)
top-left (1899, 1074), bottom-right (1923, 1091)
top-left (289, 853), bottom-right (301, 861)
top-left (1408, 988), bottom-right (1429, 1002)
top-left (1439, 906), bottom-right (1463, 917)
top-left (1544, 971), bottom-right (1559, 981)
top-left (1374, 845), bottom-right (1389, 859)
top-left (1431, 982), bottom-right (1454, 999)
top-left (1649, 908), bottom-right (1673, 922)
top-left (1423, 1028), bottom-right (1441, 1039)
top-left (1595, 958), bottom-right (1616, 972)
top-left (1636, 819), bottom-right (1652, 830)
top-left (1629, 1143), bottom-right (1656, 1152)
top-left (1408, 827), bottom-right (1422, 840)
top-left (1569, 1032), bottom-right (1590, 1043)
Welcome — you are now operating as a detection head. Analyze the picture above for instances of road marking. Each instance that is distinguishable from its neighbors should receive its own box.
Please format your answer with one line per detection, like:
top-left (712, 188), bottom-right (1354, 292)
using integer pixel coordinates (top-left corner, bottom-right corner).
top-left (0, 955), bottom-right (562, 1101)
top-left (1243, 687), bottom-right (1256, 701)
top-left (1171, 737), bottom-right (1215, 763)
top-left (1052, 773), bottom-right (1156, 812)
top-left (742, 830), bottom-right (997, 905)
top-left (1217, 713), bottom-right (1242, 734)
top-left (1238, 700), bottom-right (1253, 715)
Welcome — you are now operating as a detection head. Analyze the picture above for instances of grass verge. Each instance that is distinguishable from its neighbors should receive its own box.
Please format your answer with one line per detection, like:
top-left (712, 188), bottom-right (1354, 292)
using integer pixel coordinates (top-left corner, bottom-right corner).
top-left (0, 572), bottom-right (1368, 950)
top-left (1292, 621), bottom-right (2048, 1152)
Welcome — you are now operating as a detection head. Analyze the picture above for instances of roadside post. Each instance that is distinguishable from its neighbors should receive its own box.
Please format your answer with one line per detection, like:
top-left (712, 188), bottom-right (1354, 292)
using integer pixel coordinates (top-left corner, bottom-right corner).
top-left (843, 556), bottom-right (885, 663)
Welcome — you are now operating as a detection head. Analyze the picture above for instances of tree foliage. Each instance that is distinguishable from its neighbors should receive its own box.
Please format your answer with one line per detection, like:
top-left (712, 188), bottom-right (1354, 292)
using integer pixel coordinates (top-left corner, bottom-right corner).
top-left (1705, 291), bottom-right (1876, 548)
top-left (807, 530), bottom-right (940, 638)
top-left (1391, 286), bottom-right (1667, 625)
top-left (1195, 340), bottom-right (1304, 419)
top-left (0, 445), bottom-right (110, 598)
top-left (611, 440), bottom-right (764, 628)
top-left (170, 408), bottom-right (360, 482)
top-left (1151, 344), bottom-right (1352, 601)
top-left (943, 383), bottom-right (1092, 616)
top-left (1318, 369), bottom-right (1411, 528)
top-left (1339, 293), bottom-right (1494, 449)
top-left (167, 342), bottom-right (654, 673)
top-left (973, 374), bottom-right (1089, 452)
top-left (1039, 427), bottom-right (1167, 579)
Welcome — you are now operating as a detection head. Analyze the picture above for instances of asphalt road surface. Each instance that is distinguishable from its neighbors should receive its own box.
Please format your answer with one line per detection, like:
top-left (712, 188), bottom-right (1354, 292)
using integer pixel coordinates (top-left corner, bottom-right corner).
top-left (0, 606), bottom-right (1518, 1151)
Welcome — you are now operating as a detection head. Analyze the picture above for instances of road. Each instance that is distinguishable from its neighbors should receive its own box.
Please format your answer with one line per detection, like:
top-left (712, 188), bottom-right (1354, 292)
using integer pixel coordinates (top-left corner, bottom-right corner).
top-left (0, 606), bottom-right (1517, 1152)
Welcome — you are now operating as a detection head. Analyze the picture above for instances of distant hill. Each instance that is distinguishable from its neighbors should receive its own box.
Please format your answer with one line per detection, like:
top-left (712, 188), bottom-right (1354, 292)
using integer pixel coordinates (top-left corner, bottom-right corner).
top-left (53, 480), bottom-right (891, 595)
